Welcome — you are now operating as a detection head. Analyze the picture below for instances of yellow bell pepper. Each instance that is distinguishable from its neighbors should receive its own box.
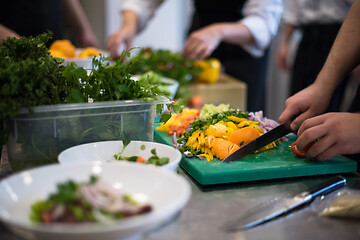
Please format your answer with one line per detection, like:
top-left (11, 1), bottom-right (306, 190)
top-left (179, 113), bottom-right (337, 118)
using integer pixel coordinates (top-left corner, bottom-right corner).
top-left (194, 58), bottom-right (221, 83)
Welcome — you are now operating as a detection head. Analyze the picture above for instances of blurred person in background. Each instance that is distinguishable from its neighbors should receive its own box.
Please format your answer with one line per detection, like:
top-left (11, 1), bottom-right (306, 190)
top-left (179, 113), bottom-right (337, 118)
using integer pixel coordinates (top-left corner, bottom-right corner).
top-left (276, 0), bottom-right (354, 112)
top-left (278, 0), bottom-right (360, 163)
top-left (0, 0), bottom-right (98, 47)
top-left (107, 0), bottom-right (283, 113)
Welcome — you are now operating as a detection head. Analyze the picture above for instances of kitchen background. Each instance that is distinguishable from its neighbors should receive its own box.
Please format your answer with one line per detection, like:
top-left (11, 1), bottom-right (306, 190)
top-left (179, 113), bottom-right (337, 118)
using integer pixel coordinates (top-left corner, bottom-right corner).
top-left (78, 0), bottom-right (358, 120)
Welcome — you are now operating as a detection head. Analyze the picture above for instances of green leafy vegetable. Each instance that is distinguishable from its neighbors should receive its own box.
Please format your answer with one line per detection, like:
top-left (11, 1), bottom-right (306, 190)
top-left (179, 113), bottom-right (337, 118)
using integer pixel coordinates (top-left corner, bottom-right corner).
top-left (128, 48), bottom-right (201, 98)
top-left (1, 32), bottom-right (184, 171)
top-left (114, 141), bottom-right (169, 166)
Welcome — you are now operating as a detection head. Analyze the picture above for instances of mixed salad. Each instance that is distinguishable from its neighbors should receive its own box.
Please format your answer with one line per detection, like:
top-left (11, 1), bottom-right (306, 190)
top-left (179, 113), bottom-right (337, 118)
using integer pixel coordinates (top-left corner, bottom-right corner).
top-left (114, 141), bottom-right (170, 166)
top-left (30, 176), bottom-right (152, 223)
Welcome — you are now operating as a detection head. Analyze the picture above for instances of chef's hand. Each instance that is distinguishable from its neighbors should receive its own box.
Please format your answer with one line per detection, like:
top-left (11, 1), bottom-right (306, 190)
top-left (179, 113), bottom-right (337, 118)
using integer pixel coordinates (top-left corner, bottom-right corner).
top-left (296, 113), bottom-right (360, 161)
top-left (79, 29), bottom-right (99, 48)
top-left (107, 27), bottom-right (136, 59)
top-left (276, 41), bottom-right (290, 72)
top-left (106, 10), bottom-right (138, 59)
top-left (278, 83), bottom-right (332, 131)
top-left (182, 24), bottom-right (222, 60)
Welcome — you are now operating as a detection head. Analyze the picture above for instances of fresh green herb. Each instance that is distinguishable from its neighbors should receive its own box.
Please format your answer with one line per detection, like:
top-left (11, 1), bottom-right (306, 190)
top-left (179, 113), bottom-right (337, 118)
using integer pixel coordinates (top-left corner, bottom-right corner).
top-left (0, 31), bottom-right (75, 146)
top-left (128, 48), bottom-right (202, 98)
top-left (30, 200), bottom-right (53, 222)
top-left (114, 142), bottom-right (169, 166)
top-left (114, 140), bottom-right (132, 161)
top-left (1, 32), bottom-right (184, 171)
top-left (159, 98), bottom-right (187, 123)
top-left (146, 148), bottom-right (169, 166)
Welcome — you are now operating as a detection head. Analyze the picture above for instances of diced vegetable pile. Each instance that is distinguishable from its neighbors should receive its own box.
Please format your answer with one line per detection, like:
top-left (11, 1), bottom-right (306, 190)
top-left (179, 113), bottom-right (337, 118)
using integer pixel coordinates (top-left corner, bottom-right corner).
top-left (172, 110), bottom-right (286, 162)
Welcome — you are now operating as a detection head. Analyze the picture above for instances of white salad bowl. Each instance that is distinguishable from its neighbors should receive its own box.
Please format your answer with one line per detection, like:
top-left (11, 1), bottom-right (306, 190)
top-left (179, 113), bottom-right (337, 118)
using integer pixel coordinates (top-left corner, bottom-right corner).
top-left (0, 162), bottom-right (191, 240)
top-left (58, 140), bottom-right (182, 172)
top-left (63, 48), bottom-right (110, 69)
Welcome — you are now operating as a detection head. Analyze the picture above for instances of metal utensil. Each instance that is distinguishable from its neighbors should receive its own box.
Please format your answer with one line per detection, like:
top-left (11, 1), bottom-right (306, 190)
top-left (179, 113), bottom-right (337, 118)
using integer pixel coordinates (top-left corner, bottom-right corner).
top-left (222, 119), bottom-right (292, 163)
top-left (221, 175), bottom-right (346, 231)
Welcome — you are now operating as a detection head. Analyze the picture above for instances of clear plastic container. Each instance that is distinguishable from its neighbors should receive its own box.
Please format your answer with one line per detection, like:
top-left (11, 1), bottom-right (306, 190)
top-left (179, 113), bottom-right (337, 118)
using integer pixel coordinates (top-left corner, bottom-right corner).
top-left (7, 98), bottom-right (168, 172)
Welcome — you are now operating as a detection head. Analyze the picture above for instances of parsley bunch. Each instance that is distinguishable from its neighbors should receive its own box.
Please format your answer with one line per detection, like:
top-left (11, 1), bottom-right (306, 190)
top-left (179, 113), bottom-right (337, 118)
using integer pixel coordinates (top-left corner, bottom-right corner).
top-left (0, 32), bottom-right (78, 146)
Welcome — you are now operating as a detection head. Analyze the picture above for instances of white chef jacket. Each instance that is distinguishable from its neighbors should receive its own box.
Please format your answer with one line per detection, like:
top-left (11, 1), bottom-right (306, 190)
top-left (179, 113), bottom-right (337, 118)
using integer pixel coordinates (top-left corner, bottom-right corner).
top-left (121, 0), bottom-right (283, 57)
top-left (283, 0), bottom-right (354, 26)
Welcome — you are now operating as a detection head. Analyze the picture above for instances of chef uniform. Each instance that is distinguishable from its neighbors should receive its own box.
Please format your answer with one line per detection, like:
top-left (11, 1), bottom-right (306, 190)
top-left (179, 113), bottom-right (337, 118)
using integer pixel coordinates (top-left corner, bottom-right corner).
top-left (283, 0), bottom-right (354, 112)
top-left (121, 0), bottom-right (283, 113)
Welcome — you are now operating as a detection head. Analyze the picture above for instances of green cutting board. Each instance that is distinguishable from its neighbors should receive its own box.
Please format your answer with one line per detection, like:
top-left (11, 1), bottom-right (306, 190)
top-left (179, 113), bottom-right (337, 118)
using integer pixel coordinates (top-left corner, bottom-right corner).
top-left (154, 126), bottom-right (357, 185)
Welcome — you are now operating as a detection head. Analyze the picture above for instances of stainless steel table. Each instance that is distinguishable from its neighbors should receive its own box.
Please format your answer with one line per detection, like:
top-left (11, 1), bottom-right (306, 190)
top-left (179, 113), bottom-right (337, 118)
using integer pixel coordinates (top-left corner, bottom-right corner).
top-left (1, 148), bottom-right (360, 240)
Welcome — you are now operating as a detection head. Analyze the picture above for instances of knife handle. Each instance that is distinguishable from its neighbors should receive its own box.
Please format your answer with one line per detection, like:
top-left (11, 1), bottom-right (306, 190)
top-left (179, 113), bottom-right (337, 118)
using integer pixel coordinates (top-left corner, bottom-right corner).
top-left (301, 175), bottom-right (346, 200)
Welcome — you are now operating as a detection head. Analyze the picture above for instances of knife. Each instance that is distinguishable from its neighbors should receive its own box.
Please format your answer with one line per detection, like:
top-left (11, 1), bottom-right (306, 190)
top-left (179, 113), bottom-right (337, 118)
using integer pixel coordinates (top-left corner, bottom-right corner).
top-left (221, 175), bottom-right (346, 231)
top-left (222, 118), bottom-right (293, 163)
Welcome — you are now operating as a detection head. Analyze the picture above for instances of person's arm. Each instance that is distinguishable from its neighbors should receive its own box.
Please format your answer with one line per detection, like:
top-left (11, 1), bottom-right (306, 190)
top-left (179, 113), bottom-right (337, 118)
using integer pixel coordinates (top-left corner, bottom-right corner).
top-left (106, 9), bottom-right (138, 59)
top-left (277, 0), bottom-right (360, 160)
top-left (0, 24), bottom-right (20, 42)
top-left (279, 0), bottom-right (360, 130)
top-left (314, 0), bottom-right (360, 95)
top-left (62, 0), bottom-right (99, 47)
top-left (182, 22), bottom-right (255, 60)
top-left (239, 0), bottom-right (283, 57)
top-left (276, 23), bottom-right (295, 72)
top-left (182, 0), bottom-right (283, 60)
top-left (106, 0), bottom-right (164, 59)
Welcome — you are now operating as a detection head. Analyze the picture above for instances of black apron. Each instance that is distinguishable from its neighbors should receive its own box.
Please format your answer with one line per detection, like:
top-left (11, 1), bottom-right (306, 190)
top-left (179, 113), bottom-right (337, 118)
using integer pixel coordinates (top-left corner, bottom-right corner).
top-left (0, 0), bottom-right (64, 45)
top-left (291, 24), bottom-right (349, 112)
top-left (189, 0), bottom-right (269, 113)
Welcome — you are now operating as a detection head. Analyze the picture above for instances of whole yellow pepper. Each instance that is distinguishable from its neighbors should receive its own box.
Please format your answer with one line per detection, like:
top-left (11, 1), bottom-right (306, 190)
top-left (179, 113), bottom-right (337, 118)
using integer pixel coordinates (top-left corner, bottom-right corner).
top-left (194, 58), bottom-right (221, 83)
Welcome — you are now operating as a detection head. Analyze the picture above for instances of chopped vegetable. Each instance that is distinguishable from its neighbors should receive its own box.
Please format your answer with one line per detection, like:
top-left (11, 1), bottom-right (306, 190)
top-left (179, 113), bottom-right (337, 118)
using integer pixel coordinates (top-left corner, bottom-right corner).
top-left (291, 141), bottom-right (313, 158)
top-left (114, 141), bottom-right (169, 166)
top-left (228, 127), bottom-right (261, 147)
top-left (156, 108), bottom-right (200, 137)
top-left (177, 110), bottom-right (283, 161)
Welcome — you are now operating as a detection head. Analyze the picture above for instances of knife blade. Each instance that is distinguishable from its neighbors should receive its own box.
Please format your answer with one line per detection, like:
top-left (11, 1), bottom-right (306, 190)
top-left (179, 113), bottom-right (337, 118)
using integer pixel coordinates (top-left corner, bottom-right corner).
top-left (221, 175), bottom-right (346, 231)
top-left (222, 118), bottom-right (292, 163)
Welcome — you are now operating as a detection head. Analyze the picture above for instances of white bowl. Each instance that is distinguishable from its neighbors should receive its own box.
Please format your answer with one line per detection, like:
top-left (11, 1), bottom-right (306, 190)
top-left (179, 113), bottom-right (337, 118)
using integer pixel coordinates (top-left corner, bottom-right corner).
top-left (0, 162), bottom-right (191, 240)
top-left (58, 141), bottom-right (182, 172)
top-left (131, 75), bottom-right (179, 100)
top-left (63, 48), bottom-right (110, 69)
top-left (158, 77), bottom-right (179, 100)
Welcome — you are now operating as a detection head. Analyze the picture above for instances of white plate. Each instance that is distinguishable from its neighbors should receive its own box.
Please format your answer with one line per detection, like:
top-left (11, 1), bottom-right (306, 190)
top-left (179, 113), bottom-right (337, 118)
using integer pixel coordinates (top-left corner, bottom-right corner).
top-left (0, 162), bottom-right (191, 240)
top-left (58, 141), bottom-right (182, 172)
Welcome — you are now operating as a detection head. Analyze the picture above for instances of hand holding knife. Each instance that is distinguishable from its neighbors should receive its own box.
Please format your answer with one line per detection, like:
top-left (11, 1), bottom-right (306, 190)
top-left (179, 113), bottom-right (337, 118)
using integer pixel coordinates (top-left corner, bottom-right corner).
top-left (222, 118), bottom-right (294, 163)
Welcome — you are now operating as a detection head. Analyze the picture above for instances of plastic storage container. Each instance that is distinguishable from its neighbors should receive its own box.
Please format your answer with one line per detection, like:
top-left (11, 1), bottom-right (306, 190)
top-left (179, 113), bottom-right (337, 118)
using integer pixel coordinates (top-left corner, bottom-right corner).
top-left (7, 98), bottom-right (168, 172)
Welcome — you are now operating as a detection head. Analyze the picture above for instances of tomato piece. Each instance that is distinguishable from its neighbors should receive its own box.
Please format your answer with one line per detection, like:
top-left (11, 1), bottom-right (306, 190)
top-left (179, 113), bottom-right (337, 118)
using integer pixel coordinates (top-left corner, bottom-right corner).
top-left (291, 141), bottom-right (313, 158)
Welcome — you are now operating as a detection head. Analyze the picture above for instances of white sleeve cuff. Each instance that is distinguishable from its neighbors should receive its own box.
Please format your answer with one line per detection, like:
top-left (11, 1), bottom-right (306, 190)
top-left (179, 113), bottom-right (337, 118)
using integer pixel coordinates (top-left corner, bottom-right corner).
top-left (240, 16), bottom-right (271, 57)
top-left (121, 0), bottom-right (163, 33)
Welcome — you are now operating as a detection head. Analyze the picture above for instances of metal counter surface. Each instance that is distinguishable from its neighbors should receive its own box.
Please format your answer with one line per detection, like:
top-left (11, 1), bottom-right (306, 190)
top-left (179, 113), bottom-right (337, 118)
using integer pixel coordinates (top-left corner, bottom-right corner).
top-left (1, 162), bottom-right (360, 240)
top-left (142, 170), bottom-right (360, 240)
